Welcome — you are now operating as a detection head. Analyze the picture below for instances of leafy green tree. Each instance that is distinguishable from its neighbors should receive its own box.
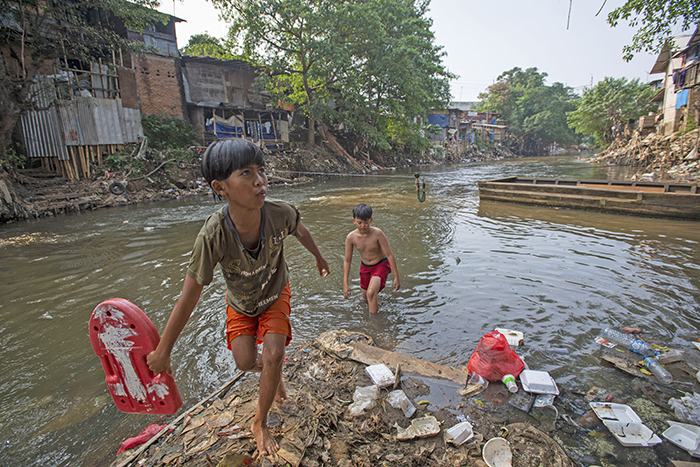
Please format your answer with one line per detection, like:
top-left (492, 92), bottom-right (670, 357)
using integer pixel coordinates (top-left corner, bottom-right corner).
top-left (212, 0), bottom-right (452, 153)
top-left (0, 0), bottom-right (167, 159)
top-left (606, 0), bottom-right (700, 61)
top-left (478, 67), bottom-right (579, 154)
top-left (142, 115), bottom-right (197, 149)
top-left (567, 76), bottom-right (656, 146)
top-left (180, 33), bottom-right (239, 60)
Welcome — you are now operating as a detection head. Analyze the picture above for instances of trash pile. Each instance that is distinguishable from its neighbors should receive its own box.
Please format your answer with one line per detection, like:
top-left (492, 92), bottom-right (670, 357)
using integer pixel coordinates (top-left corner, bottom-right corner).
top-left (110, 327), bottom-right (700, 467)
top-left (591, 128), bottom-right (700, 182)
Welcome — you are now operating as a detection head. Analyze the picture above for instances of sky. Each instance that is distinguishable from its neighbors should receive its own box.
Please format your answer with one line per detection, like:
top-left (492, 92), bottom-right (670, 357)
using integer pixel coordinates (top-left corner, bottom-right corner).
top-left (157, 0), bottom-right (666, 102)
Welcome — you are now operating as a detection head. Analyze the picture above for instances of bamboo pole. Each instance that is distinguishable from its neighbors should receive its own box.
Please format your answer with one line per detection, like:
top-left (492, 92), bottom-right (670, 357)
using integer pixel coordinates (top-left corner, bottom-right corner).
top-left (71, 148), bottom-right (79, 180)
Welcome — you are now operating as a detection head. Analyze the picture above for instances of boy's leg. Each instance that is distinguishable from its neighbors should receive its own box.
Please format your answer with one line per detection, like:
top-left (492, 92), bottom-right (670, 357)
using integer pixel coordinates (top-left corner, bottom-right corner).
top-left (366, 276), bottom-right (382, 313)
top-left (252, 332), bottom-right (287, 456)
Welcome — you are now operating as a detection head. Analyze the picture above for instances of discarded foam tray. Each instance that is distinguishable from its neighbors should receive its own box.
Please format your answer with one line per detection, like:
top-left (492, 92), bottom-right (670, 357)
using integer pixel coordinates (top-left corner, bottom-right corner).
top-left (394, 415), bottom-right (441, 440)
top-left (664, 421), bottom-right (700, 456)
top-left (519, 370), bottom-right (559, 395)
top-left (590, 402), bottom-right (662, 447)
top-left (365, 363), bottom-right (395, 388)
top-left (445, 421), bottom-right (474, 446)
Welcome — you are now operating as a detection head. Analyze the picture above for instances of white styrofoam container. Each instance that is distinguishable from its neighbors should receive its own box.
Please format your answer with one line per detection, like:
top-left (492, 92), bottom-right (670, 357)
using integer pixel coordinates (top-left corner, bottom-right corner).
top-left (520, 370), bottom-right (559, 395)
top-left (445, 421), bottom-right (474, 446)
top-left (365, 363), bottom-right (395, 387)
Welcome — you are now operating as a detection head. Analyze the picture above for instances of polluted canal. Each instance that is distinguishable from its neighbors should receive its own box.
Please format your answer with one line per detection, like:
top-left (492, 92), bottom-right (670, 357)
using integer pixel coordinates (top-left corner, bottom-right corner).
top-left (1, 153), bottom-right (699, 466)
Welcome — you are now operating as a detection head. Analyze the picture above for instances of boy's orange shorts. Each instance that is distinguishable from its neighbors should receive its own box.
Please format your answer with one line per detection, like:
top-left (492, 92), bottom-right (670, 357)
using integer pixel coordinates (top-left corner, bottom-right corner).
top-left (225, 283), bottom-right (292, 349)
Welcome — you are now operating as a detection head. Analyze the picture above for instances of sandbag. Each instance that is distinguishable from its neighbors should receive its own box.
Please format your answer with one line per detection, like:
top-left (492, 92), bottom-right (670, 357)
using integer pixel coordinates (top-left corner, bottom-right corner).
top-left (467, 331), bottom-right (524, 382)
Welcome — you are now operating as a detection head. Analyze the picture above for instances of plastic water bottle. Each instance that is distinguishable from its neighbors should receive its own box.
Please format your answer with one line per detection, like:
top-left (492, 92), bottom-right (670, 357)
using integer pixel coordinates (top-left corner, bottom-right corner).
top-left (502, 374), bottom-right (518, 393)
top-left (601, 328), bottom-right (659, 357)
top-left (643, 356), bottom-right (673, 384)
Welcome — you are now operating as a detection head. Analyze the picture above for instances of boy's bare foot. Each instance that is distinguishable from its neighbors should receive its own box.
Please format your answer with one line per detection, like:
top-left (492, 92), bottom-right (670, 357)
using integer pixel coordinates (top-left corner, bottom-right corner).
top-left (275, 378), bottom-right (289, 405)
top-left (251, 417), bottom-right (279, 457)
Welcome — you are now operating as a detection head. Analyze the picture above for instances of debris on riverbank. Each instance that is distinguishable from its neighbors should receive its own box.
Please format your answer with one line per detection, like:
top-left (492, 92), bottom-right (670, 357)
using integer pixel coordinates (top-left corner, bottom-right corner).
top-left (0, 142), bottom-right (514, 223)
top-left (107, 328), bottom-right (700, 467)
top-left (109, 331), bottom-right (572, 467)
top-left (591, 129), bottom-right (700, 182)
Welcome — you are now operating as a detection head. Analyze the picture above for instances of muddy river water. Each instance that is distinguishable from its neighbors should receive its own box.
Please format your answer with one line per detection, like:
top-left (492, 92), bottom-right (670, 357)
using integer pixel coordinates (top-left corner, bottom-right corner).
top-left (1, 154), bottom-right (699, 466)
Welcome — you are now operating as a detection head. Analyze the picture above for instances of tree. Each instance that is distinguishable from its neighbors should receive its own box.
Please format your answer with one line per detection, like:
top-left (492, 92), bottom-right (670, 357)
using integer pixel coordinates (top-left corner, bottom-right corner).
top-left (567, 76), bottom-right (656, 146)
top-left (180, 33), bottom-right (240, 60)
top-left (0, 0), bottom-right (167, 158)
top-left (606, 0), bottom-right (700, 61)
top-left (211, 0), bottom-right (453, 152)
top-left (477, 67), bottom-right (579, 155)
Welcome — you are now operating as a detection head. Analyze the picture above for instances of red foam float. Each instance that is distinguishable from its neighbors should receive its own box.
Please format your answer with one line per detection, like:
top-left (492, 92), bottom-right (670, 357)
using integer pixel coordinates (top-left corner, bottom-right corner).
top-left (89, 298), bottom-right (182, 414)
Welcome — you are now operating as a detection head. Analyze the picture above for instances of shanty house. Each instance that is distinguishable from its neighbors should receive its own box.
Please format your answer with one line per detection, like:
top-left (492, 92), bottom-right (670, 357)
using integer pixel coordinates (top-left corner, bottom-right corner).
top-left (16, 9), bottom-right (185, 180)
top-left (649, 33), bottom-right (694, 135)
top-left (181, 56), bottom-right (289, 150)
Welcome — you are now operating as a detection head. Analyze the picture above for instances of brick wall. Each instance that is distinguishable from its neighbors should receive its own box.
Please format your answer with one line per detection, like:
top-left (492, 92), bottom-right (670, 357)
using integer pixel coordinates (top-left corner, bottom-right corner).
top-left (134, 54), bottom-right (185, 119)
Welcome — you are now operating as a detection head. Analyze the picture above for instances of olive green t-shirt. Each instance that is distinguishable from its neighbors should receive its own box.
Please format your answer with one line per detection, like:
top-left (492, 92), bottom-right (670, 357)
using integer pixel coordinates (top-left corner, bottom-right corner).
top-left (186, 200), bottom-right (301, 317)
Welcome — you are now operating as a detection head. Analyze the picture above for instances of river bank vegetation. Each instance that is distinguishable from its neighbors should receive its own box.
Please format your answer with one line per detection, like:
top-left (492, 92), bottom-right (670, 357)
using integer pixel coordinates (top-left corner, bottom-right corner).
top-left (1, 0), bottom-right (699, 223)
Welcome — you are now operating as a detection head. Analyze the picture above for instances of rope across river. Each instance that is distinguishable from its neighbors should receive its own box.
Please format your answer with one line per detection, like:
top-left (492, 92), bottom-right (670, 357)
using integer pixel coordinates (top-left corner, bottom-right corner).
top-left (271, 169), bottom-right (428, 202)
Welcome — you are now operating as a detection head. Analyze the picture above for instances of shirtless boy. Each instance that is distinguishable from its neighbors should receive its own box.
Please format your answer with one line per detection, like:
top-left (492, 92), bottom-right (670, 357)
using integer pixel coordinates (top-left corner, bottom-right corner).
top-left (343, 203), bottom-right (400, 313)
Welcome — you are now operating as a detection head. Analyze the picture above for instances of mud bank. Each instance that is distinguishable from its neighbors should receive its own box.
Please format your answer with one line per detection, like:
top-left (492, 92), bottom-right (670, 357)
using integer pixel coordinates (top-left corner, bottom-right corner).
top-left (0, 143), bottom-right (517, 224)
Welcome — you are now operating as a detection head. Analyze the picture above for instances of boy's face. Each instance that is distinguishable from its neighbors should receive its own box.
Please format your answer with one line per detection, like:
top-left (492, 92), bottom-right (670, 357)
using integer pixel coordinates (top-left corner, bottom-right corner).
top-left (211, 164), bottom-right (267, 210)
top-left (352, 217), bottom-right (372, 234)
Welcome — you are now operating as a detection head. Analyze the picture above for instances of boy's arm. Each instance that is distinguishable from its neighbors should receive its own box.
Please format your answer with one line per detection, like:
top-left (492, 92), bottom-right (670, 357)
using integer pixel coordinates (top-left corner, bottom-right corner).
top-left (295, 220), bottom-right (329, 277)
top-left (343, 233), bottom-right (354, 299)
top-left (147, 275), bottom-right (204, 375)
top-left (378, 231), bottom-right (400, 291)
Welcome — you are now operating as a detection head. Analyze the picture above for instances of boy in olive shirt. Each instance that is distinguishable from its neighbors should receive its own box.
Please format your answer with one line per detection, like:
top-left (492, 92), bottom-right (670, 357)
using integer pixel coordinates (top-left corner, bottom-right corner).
top-left (147, 139), bottom-right (329, 458)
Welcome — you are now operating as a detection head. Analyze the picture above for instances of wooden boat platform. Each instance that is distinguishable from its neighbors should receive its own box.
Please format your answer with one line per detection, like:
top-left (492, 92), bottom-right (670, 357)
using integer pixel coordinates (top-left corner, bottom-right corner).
top-left (477, 177), bottom-right (700, 220)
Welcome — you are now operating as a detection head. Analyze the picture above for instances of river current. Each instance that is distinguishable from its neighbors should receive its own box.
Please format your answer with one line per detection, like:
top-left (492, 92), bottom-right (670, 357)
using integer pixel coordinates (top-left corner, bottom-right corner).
top-left (1, 154), bottom-right (699, 466)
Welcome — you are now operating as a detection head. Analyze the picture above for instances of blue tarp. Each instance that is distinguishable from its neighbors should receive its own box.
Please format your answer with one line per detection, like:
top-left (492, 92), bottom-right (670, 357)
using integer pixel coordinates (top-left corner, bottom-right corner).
top-left (205, 123), bottom-right (244, 138)
top-left (676, 89), bottom-right (689, 109)
top-left (427, 114), bottom-right (450, 128)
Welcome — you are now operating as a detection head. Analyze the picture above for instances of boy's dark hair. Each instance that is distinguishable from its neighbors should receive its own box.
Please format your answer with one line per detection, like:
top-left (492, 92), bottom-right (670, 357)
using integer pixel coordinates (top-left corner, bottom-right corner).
top-left (352, 203), bottom-right (372, 220)
top-left (201, 139), bottom-right (265, 185)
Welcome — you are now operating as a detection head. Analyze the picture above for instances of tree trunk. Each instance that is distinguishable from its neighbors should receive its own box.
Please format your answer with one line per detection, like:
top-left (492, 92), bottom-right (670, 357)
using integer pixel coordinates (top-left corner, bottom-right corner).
top-left (307, 115), bottom-right (315, 147)
top-left (318, 124), bottom-right (364, 171)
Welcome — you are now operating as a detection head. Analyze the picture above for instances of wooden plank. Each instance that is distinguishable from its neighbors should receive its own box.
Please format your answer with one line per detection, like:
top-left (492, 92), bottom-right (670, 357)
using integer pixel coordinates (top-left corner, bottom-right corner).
top-left (350, 342), bottom-right (468, 386)
top-left (668, 461), bottom-right (700, 467)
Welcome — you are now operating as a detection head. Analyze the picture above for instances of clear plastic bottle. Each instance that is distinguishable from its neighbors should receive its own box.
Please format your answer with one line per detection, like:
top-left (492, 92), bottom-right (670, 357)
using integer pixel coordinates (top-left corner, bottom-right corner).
top-left (643, 356), bottom-right (673, 384)
top-left (601, 328), bottom-right (659, 357)
top-left (502, 374), bottom-right (518, 393)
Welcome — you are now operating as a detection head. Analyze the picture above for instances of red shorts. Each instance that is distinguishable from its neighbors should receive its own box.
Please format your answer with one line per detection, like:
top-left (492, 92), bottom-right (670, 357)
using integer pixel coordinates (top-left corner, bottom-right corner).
top-left (225, 283), bottom-right (292, 348)
top-left (360, 259), bottom-right (391, 291)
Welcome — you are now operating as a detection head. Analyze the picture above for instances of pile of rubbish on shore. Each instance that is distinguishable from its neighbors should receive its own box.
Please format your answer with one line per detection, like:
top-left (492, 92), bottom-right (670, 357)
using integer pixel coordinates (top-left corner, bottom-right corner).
top-left (591, 129), bottom-right (700, 182)
top-left (107, 326), bottom-right (700, 467)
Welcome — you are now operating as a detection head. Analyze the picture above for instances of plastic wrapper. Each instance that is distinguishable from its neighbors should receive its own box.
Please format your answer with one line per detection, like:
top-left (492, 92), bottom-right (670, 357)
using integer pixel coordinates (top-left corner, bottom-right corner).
top-left (669, 392), bottom-right (700, 425)
top-left (348, 385), bottom-right (380, 417)
top-left (386, 389), bottom-right (416, 417)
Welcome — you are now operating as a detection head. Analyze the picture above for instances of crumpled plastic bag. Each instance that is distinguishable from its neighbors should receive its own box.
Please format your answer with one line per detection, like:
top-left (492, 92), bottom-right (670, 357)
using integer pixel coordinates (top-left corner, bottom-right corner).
top-left (348, 385), bottom-right (380, 417)
top-left (117, 424), bottom-right (167, 454)
top-left (467, 331), bottom-right (524, 382)
top-left (669, 392), bottom-right (700, 425)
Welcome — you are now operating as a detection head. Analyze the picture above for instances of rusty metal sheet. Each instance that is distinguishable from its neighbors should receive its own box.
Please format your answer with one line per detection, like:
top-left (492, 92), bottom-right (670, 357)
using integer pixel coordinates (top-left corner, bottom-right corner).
top-left (20, 108), bottom-right (69, 160)
top-left (117, 103), bottom-right (144, 143)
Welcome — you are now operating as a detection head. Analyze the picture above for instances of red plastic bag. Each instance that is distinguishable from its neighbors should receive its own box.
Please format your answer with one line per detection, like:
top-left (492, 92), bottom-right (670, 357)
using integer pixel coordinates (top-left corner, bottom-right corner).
top-left (467, 331), bottom-right (524, 382)
top-left (117, 424), bottom-right (167, 454)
